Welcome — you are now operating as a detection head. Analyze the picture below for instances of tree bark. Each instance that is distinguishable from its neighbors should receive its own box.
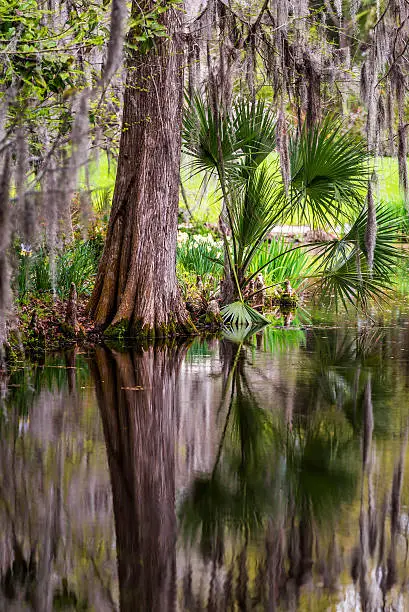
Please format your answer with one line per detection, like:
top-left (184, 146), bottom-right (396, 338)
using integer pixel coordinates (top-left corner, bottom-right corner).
top-left (88, 2), bottom-right (192, 338)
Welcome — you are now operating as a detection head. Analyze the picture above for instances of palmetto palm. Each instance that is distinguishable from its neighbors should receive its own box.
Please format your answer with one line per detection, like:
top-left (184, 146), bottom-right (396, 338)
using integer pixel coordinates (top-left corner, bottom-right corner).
top-left (183, 92), bottom-right (401, 324)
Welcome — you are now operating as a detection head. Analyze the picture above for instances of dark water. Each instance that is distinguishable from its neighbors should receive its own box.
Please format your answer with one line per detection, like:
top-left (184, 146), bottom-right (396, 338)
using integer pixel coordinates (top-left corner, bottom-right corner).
top-left (2, 308), bottom-right (409, 611)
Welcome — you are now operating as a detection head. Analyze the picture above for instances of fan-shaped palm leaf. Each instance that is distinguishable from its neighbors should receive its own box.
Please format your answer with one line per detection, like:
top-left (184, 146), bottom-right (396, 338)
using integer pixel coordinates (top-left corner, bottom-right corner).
top-left (182, 92), bottom-right (277, 181)
top-left (288, 116), bottom-right (370, 229)
top-left (182, 92), bottom-right (239, 178)
top-left (229, 162), bottom-right (284, 256)
top-left (350, 202), bottom-right (403, 279)
top-left (309, 203), bottom-right (403, 310)
top-left (221, 301), bottom-right (270, 326)
top-left (232, 97), bottom-right (276, 170)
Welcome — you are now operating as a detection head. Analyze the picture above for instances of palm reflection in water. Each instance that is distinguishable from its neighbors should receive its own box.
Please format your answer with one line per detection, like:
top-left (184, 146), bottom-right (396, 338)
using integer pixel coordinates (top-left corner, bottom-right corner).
top-left (94, 326), bottom-right (409, 611)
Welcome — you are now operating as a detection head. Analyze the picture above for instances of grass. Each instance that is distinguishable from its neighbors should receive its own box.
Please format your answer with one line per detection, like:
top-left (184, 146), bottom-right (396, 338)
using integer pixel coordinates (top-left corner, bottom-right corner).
top-left (176, 233), bottom-right (223, 277)
top-left (56, 241), bottom-right (100, 298)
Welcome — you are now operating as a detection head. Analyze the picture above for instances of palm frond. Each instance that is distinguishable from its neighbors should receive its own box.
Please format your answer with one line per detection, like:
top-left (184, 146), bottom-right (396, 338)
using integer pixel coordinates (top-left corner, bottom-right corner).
top-left (309, 203), bottom-right (403, 310)
top-left (221, 301), bottom-right (270, 326)
top-left (228, 161), bottom-right (284, 257)
top-left (91, 186), bottom-right (113, 214)
top-left (311, 203), bottom-right (403, 275)
top-left (352, 202), bottom-right (404, 279)
top-left (182, 92), bottom-right (277, 181)
top-left (288, 116), bottom-right (370, 229)
top-left (232, 98), bottom-right (276, 169)
top-left (318, 267), bottom-right (389, 311)
top-left (182, 91), bottom-right (237, 178)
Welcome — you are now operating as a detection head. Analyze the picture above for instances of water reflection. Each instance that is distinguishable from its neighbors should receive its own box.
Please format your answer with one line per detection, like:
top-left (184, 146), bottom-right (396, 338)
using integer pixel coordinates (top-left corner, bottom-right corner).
top-left (1, 320), bottom-right (409, 610)
top-left (179, 333), bottom-right (361, 610)
top-left (91, 345), bottom-right (186, 611)
top-left (0, 352), bottom-right (113, 610)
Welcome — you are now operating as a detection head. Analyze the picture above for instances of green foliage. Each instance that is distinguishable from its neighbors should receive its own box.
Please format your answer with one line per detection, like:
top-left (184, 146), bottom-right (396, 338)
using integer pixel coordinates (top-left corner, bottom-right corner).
top-left (56, 241), bottom-right (99, 299)
top-left (91, 186), bottom-right (113, 215)
top-left (32, 246), bottom-right (52, 293)
top-left (182, 93), bottom-right (277, 182)
top-left (183, 93), bottom-right (398, 319)
top-left (16, 240), bottom-right (100, 300)
top-left (249, 238), bottom-right (313, 290)
top-left (288, 116), bottom-right (370, 228)
top-left (383, 197), bottom-right (409, 237)
top-left (176, 234), bottom-right (223, 277)
top-left (220, 301), bottom-right (269, 326)
top-left (310, 203), bottom-right (404, 310)
top-left (0, 0), bottom-right (107, 109)
top-left (16, 251), bottom-right (32, 298)
top-left (0, 0), bottom-right (173, 169)
top-left (128, 0), bottom-right (182, 53)
top-left (183, 93), bottom-right (284, 318)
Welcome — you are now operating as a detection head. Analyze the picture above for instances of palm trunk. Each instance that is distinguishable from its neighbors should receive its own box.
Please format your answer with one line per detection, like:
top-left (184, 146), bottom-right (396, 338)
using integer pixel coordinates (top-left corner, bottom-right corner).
top-left (88, 2), bottom-right (191, 338)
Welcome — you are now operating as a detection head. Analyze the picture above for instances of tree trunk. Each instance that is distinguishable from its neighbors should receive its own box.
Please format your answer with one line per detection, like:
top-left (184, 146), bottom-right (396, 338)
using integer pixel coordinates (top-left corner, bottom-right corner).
top-left (91, 343), bottom-right (187, 610)
top-left (88, 2), bottom-right (191, 338)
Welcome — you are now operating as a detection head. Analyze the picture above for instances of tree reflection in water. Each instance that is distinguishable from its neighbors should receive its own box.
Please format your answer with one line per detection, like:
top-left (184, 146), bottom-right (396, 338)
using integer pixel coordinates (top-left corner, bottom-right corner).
top-left (92, 343), bottom-right (188, 612)
top-left (1, 323), bottom-right (409, 610)
top-left (0, 354), bottom-right (111, 611)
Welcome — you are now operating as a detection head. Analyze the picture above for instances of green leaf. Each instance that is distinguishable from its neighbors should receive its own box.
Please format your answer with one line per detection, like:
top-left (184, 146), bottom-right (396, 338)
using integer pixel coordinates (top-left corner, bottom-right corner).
top-left (288, 115), bottom-right (370, 229)
top-left (309, 203), bottom-right (404, 311)
top-left (221, 301), bottom-right (270, 326)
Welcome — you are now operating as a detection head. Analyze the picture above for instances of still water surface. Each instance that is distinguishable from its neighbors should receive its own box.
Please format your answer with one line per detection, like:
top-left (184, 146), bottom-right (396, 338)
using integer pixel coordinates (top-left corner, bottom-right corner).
top-left (2, 308), bottom-right (409, 611)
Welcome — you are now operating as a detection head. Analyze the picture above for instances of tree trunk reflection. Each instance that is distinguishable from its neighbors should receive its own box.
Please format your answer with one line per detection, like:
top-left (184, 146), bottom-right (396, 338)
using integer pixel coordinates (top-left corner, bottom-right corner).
top-left (92, 343), bottom-right (187, 611)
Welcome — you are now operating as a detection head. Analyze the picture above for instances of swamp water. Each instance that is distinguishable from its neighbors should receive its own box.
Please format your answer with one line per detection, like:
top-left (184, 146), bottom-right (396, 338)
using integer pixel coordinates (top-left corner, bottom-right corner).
top-left (3, 307), bottom-right (409, 610)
